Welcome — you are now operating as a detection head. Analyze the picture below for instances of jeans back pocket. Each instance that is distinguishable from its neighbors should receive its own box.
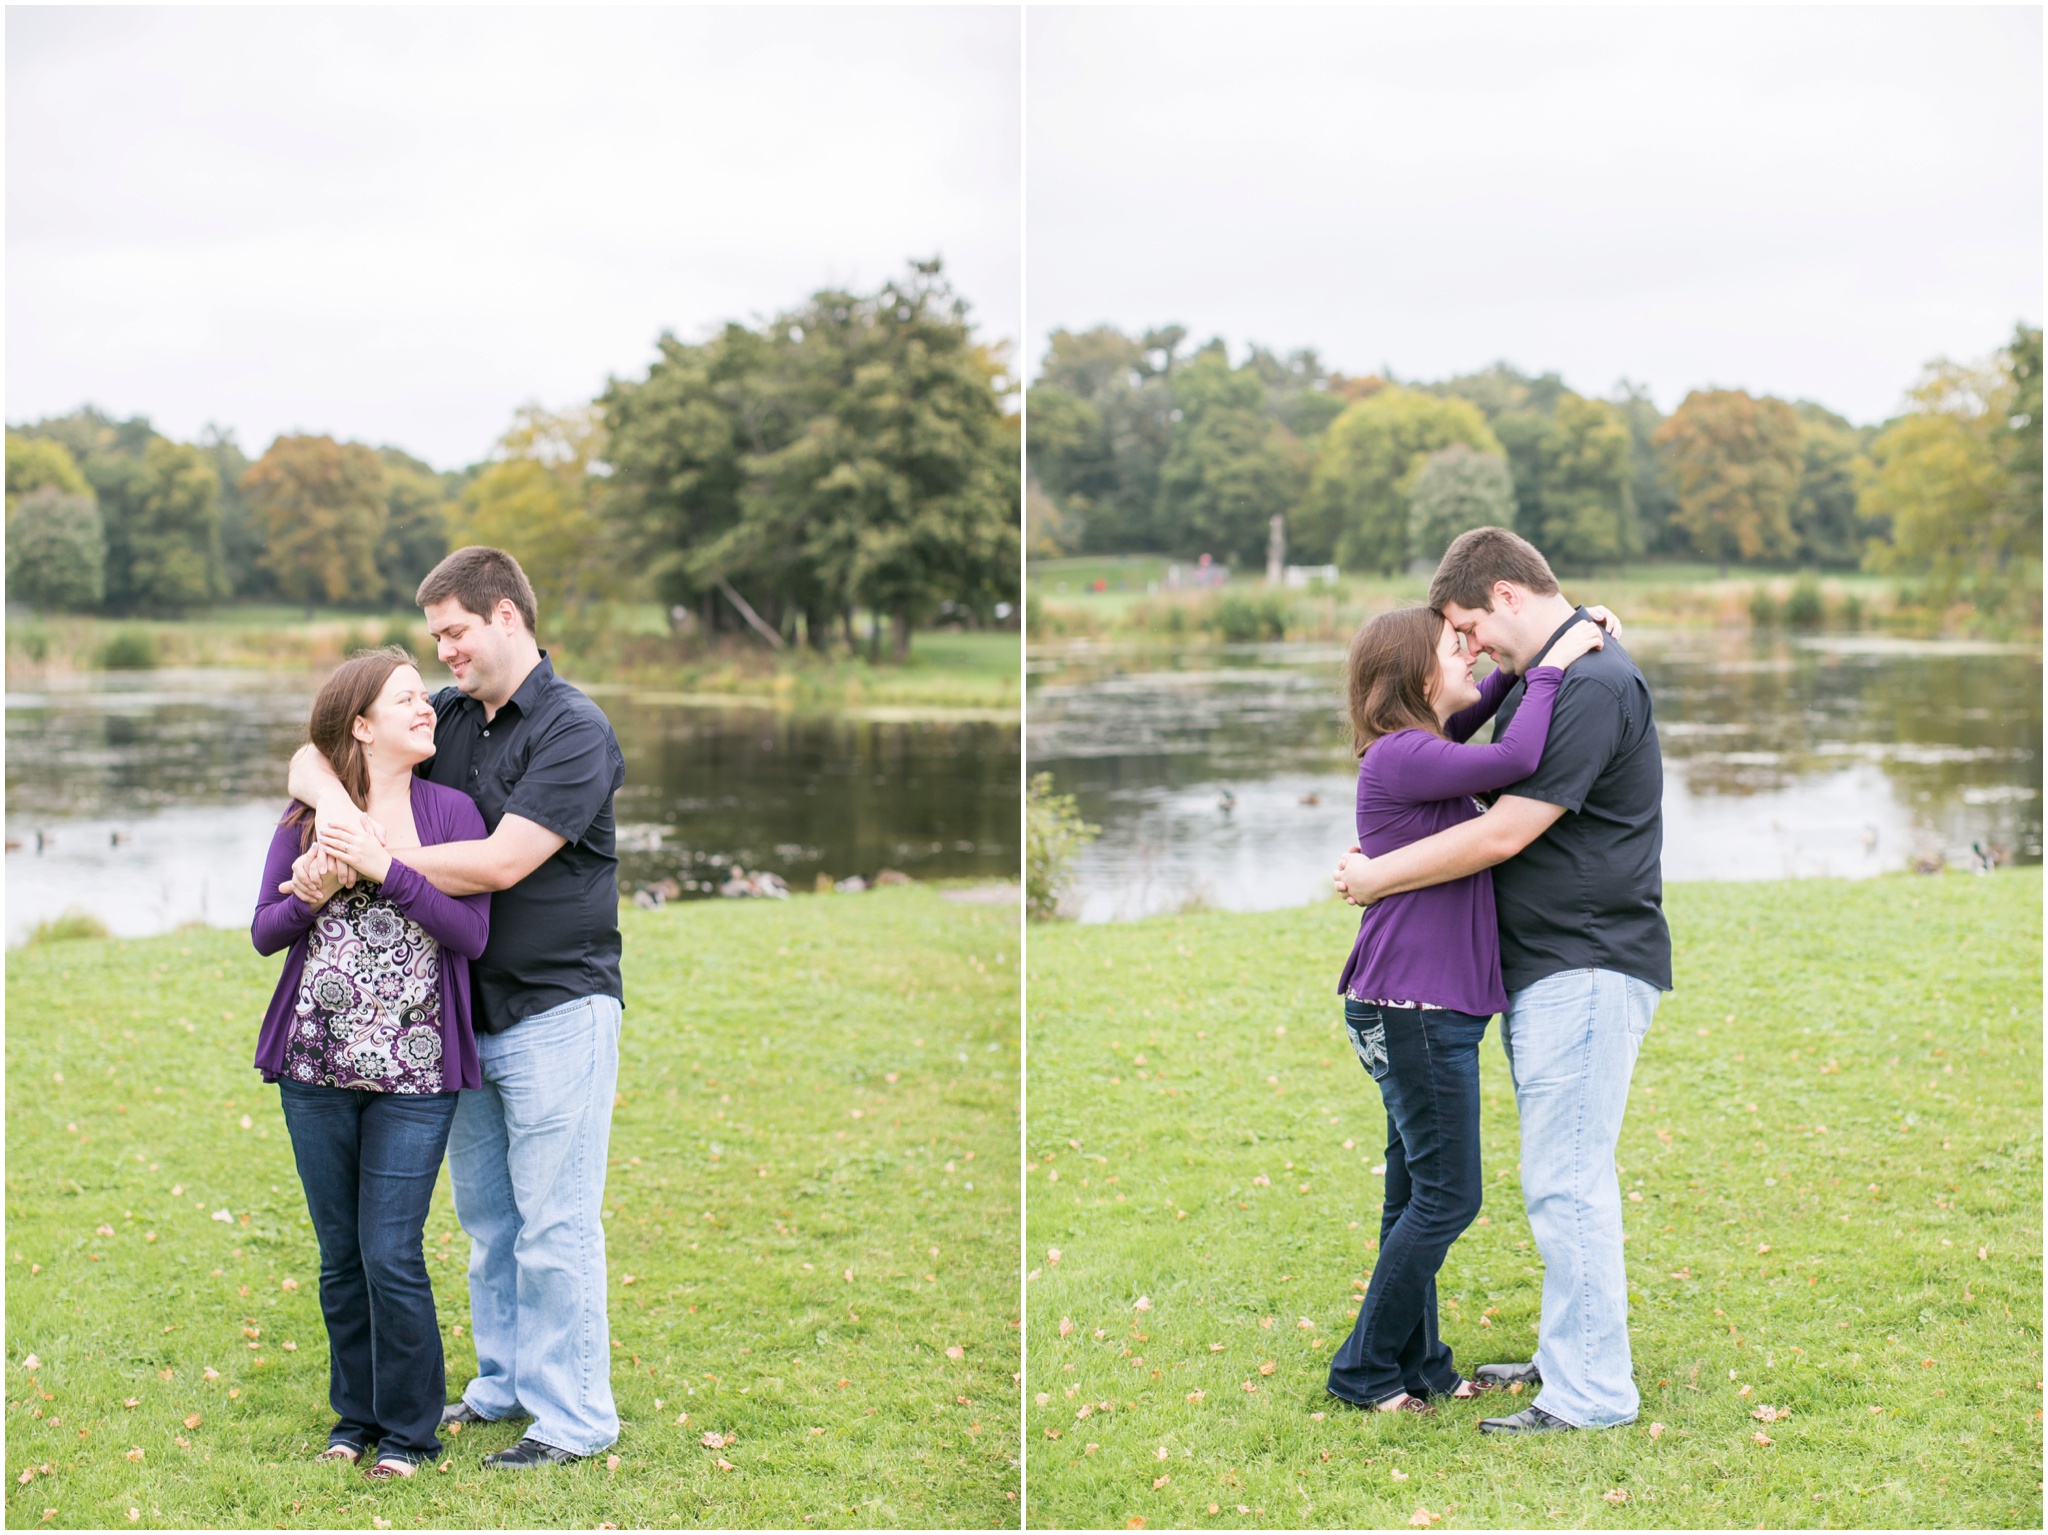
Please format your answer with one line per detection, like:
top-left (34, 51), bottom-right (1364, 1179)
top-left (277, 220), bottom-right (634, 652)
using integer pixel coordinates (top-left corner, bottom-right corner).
top-left (1344, 1005), bottom-right (1391, 1082)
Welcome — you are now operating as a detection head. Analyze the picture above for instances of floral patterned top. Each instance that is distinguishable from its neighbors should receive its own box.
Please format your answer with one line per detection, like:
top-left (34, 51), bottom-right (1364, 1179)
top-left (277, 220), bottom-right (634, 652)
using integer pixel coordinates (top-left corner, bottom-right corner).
top-left (282, 882), bottom-right (446, 1093)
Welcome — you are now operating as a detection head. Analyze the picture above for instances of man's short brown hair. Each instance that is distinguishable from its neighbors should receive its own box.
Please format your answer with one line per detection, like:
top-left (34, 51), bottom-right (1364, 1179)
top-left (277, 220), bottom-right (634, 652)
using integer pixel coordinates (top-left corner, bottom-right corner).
top-left (1427, 526), bottom-right (1560, 613)
top-left (416, 546), bottom-right (538, 635)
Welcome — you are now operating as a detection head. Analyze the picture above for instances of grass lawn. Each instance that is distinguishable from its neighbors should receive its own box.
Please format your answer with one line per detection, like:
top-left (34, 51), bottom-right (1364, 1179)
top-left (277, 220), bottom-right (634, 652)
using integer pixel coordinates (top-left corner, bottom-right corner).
top-left (1023, 872), bottom-right (2042, 1529)
top-left (6, 886), bottom-right (1021, 1529)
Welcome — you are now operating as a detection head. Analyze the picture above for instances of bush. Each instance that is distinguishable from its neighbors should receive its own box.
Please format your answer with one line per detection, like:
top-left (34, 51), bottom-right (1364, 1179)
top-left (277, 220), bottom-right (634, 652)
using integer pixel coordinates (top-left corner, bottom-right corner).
top-left (1747, 584), bottom-right (1780, 627)
top-left (28, 909), bottom-right (110, 944)
top-left (1784, 575), bottom-right (1825, 629)
top-left (1026, 772), bottom-right (1098, 921)
top-left (380, 615), bottom-right (425, 655)
top-left (1840, 591), bottom-right (1865, 629)
top-left (96, 629), bottom-right (159, 670)
top-left (1206, 589), bottom-right (1291, 643)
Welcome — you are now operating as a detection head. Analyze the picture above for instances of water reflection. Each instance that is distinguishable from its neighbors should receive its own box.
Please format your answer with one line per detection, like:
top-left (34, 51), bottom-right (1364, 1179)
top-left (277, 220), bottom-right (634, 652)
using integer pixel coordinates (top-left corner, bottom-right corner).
top-left (5, 669), bottom-right (1019, 943)
top-left (1027, 630), bottom-right (2041, 923)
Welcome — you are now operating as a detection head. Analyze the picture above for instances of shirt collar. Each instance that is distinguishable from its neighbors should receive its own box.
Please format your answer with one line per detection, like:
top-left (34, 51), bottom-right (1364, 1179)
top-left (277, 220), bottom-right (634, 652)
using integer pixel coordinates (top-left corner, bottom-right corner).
top-left (1532, 607), bottom-right (1591, 667)
top-left (500, 652), bottom-right (555, 719)
top-left (458, 651), bottom-right (553, 721)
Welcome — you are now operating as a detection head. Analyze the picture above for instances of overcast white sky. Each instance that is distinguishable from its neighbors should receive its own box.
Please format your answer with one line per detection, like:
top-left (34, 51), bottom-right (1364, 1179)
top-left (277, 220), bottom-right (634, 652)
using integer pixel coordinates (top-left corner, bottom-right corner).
top-left (7, 5), bottom-right (1021, 469)
top-left (1026, 5), bottom-right (2042, 426)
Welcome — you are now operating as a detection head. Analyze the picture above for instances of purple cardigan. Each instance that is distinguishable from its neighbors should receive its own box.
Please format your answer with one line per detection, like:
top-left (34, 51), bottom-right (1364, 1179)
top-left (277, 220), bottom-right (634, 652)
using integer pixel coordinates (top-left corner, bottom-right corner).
top-left (252, 777), bottom-right (491, 1091)
top-left (1336, 665), bottom-right (1563, 1017)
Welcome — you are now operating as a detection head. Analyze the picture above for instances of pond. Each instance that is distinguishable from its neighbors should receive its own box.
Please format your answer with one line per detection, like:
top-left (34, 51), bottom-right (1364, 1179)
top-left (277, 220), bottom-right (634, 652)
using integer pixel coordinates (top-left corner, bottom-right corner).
top-left (1027, 629), bottom-right (2042, 923)
top-left (4, 668), bottom-right (1020, 944)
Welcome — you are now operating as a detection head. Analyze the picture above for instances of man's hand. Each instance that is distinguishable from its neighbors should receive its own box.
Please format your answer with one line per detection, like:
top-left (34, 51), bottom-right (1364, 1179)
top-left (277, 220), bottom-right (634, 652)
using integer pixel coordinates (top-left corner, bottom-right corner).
top-left (281, 845), bottom-right (352, 909)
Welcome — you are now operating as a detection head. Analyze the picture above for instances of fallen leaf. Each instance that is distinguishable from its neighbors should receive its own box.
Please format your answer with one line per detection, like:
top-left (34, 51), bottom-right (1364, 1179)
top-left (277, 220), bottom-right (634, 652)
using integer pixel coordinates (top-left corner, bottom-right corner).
top-left (1647, 1421), bottom-right (1665, 1440)
top-left (1390, 1469), bottom-right (1409, 1481)
top-left (1059, 1317), bottom-right (1075, 1337)
top-left (1085, 1443), bottom-right (1099, 1455)
top-left (1047, 1249), bottom-right (1063, 1265)
top-left (1153, 1475), bottom-right (1170, 1490)
top-left (183, 1413), bottom-right (201, 1430)
top-left (125, 1447), bottom-right (144, 1461)
top-left (946, 1345), bottom-right (965, 1360)
top-left (203, 1368), bottom-right (219, 1381)
top-left (123, 1398), bottom-right (139, 1409)
top-left (1752, 1431), bottom-right (1773, 1446)
top-left (1751, 1404), bottom-right (1790, 1423)
top-left (1134, 1296), bottom-right (1152, 1313)
top-left (712, 1457), bottom-right (736, 1471)
top-left (227, 1388), bottom-right (240, 1399)
top-left (1408, 1505), bottom-right (1439, 1526)
top-left (1258, 1361), bottom-right (1276, 1376)
top-left (621, 1275), bottom-right (637, 1286)
top-left (1186, 1390), bottom-right (1206, 1403)
top-left (96, 1225), bottom-right (115, 1238)
top-left (1603, 1489), bottom-right (1630, 1505)
top-left (1297, 1318), bottom-right (1313, 1331)
top-left (1208, 1342), bottom-right (1225, 1353)
top-left (1155, 1446), bottom-right (1169, 1461)
top-left (1034, 1393), bottom-right (1050, 1407)
top-left (606, 1454), bottom-right (621, 1474)
top-left (280, 1277), bottom-right (298, 1292)
top-left (211, 1209), bottom-right (232, 1224)
top-left (239, 1115), bottom-right (253, 1130)
top-left (1240, 1381), bottom-right (1258, 1394)
top-left (21, 1355), bottom-right (40, 1372)
top-left (373, 1520), bottom-right (391, 1531)
top-left (700, 1431), bottom-right (731, 1450)
top-left (1739, 1384), bottom-right (1752, 1397)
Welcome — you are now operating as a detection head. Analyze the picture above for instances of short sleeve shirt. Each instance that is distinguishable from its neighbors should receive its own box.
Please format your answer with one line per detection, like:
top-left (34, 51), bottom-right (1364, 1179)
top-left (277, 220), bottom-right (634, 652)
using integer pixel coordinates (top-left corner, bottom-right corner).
top-left (1486, 610), bottom-right (1672, 994)
top-left (418, 654), bottom-right (625, 1033)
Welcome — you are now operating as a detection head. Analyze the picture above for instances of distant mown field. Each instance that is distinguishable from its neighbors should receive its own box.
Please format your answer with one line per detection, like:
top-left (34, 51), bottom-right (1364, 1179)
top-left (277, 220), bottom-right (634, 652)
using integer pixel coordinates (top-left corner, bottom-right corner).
top-left (5, 608), bottom-right (1022, 715)
top-left (1024, 871), bottom-right (2042, 1530)
top-left (6, 887), bottom-right (1021, 1529)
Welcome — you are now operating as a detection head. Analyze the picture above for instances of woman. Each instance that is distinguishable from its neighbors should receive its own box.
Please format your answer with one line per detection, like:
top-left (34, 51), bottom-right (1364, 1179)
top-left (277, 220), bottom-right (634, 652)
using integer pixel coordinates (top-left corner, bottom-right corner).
top-left (1324, 605), bottom-right (1605, 1414)
top-left (251, 647), bottom-right (490, 1478)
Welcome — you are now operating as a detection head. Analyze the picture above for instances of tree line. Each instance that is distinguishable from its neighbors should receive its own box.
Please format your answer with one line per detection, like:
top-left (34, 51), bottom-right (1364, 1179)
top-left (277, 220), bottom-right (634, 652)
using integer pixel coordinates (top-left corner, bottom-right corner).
top-left (1027, 322), bottom-right (2042, 616)
top-left (4, 261), bottom-right (1019, 659)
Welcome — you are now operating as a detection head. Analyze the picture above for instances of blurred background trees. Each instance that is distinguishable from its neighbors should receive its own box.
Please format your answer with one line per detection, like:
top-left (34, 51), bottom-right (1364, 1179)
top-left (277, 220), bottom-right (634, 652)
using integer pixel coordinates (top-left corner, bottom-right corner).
top-left (4, 260), bottom-right (1019, 657)
top-left (1026, 319), bottom-right (2043, 620)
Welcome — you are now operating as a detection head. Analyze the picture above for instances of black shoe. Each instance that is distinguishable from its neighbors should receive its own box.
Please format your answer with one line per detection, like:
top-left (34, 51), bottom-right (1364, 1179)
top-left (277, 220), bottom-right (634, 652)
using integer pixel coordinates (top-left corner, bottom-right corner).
top-left (482, 1437), bottom-right (586, 1469)
top-left (1474, 1360), bottom-right (1543, 1388)
top-left (1477, 1404), bottom-right (1574, 1434)
top-left (441, 1400), bottom-right (496, 1427)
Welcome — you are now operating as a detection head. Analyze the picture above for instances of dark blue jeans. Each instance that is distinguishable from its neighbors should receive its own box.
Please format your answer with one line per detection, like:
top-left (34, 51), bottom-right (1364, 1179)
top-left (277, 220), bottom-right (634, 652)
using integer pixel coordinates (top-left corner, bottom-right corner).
top-left (1327, 999), bottom-right (1489, 1406)
top-left (278, 1080), bottom-right (458, 1461)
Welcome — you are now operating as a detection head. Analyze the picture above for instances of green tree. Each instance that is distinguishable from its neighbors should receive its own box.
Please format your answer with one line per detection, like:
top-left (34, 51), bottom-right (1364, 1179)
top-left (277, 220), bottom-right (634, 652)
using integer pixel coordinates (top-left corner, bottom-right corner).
top-left (6, 487), bottom-right (105, 610)
top-left (1030, 325), bottom-right (1181, 551)
top-left (104, 439), bottom-right (224, 612)
top-left (1154, 346), bottom-right (1308, 565)
top-left (1407, 444), bottom-right (1515, 565)
top-left (1024, 382), bottom-right (1109, 553)
top-left (194, 426), bottom-right (268, 599)
top-left (1303, 388), bottom-right (1501, 572)
top-left (1860, 344), bottom-right (2040, 618)
top-left (1512, 393), bottom-right (1638, 568)
top-left (244, 436), bottom-right (389, 611)
top-left (6, 432), bottom-right (89, 509)
top-left (1025, 772), bottom-right (1098, 921)
top-left (1610, 382), bottom-right (1680, 554)
top-left (1655, 389), bottom-right (1802, 571)
top-left (448, 407), bottom-right (611, 629)
top-left (1789, 403), bottom-right (1870, 567)
top-left (376, 448), bottom-right (455, 605)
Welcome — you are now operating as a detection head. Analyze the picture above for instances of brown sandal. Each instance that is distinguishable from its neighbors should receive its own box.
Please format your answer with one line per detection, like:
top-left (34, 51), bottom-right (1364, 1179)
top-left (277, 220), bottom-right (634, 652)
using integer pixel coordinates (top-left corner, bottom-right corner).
top-left (362, 1456), bottom-right (418, 1480)
top-left (315, 1443), bottom-right (362, 1464)
top-left (1446, 1376), bottom-right (1503, 1399)
top-left (1372, 1392), bottom-right (1436, 1415)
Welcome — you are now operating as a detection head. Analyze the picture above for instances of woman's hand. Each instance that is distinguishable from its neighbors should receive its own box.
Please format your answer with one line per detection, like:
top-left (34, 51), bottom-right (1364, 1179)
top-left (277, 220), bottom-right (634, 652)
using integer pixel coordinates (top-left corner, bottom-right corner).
top-left (1334, 845), bottom-right (1378, 907)
top-left (317, 817), bottom-right (394, 883)
top-left (1537, 618), bottom-right (1605, 670)
top-left (281, 846), bottom-right (351, 910)
top-left (1584, 603), bottom-right (1624, 639)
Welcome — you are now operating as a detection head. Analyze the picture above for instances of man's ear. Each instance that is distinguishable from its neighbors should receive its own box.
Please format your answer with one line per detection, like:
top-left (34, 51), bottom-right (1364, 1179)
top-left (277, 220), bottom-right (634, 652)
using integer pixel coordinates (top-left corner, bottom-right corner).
top-left (1493, 580), bottom-right (1521, 615)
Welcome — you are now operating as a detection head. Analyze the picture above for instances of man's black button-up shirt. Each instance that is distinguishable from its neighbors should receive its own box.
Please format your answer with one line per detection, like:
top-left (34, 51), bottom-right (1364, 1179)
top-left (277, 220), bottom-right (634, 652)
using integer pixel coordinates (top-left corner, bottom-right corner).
top-left (418, 653), bottom-right (626, 1033)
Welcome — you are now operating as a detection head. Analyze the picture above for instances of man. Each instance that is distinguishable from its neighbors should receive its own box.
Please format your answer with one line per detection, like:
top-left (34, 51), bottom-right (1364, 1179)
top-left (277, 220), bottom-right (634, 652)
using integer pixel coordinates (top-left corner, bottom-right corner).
top-left (286, 545), bottom-right (626, 1468)
top-left (1336, 525), bottom-right (1671, 1434)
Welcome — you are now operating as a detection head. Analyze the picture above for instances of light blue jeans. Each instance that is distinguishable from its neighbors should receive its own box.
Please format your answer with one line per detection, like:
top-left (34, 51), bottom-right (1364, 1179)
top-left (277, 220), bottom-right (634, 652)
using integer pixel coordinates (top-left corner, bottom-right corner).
top-left (1501, 967), bottom-right (1660, 1429)
top-left (447, 994), bottom-right (622, 1456)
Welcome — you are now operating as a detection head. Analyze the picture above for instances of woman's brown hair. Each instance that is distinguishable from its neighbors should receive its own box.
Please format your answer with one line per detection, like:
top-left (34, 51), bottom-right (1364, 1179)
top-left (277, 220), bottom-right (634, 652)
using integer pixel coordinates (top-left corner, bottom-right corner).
top-left (1345, 606), bottom-right (1446, 758)
top-left (281, 646), bottom-right (419, 851)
